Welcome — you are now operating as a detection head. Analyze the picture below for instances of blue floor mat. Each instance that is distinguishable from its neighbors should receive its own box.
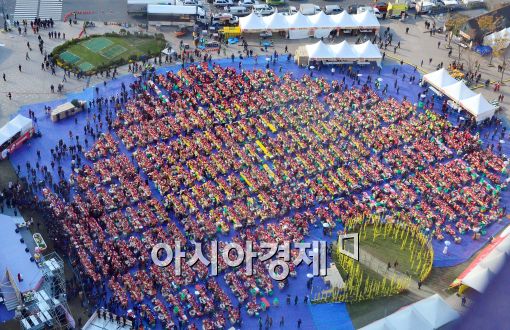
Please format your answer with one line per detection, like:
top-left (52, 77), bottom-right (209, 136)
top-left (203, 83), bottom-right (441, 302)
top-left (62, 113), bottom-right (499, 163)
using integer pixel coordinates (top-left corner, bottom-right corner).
top-left (6, 56), bottom-right (510, 327)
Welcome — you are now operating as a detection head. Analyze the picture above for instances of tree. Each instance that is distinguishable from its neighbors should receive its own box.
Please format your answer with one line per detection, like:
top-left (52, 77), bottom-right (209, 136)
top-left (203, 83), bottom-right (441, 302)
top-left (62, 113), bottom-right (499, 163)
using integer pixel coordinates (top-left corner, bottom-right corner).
top-left (491, 37), bottom-right (509, 83)
top-left (476, 15), bottom-right (503, 36)
top-left (445, 14), bottom-right (469, 49)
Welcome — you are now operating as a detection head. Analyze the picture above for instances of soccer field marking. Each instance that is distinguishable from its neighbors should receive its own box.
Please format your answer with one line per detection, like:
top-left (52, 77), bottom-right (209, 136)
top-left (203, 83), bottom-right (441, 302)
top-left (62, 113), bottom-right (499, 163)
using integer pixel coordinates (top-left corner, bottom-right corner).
top-left (99, 45), bottom-right (128, 59)
top-left (82, 37), bottom-right (114, 53)
top-left (59, 51), bottom-right (81, 64)
top-left (77, 62), bottom-right (95, 72)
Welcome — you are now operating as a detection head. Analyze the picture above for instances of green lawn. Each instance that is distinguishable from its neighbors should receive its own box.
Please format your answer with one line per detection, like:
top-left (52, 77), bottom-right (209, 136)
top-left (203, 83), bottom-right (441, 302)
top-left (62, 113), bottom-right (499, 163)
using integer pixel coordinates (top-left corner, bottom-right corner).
top-left (360, 226), bottom-right (426, 280)
top-left (56, 35), bottom-right (166, 73)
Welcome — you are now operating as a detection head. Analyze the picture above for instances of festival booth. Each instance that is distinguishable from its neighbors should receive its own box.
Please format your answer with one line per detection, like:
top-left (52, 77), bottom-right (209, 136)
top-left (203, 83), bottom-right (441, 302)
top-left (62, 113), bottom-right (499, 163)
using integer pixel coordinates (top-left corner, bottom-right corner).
top-left (422, 68), bottom-right (458, 95)
top-left (457, 235), bottom-right (510, 293)
top-left (360, 294), bottom-right (460, 330)
top-left (459, 94), bottom-right (497, 123)
top-left (483, 27), bottom-right (510, 49)
top-left (295, 40), bottom-right (382, 66)
top-left (0, 115), bottom-right (34, 159)
top-left (423, 69), bottom-right (496, 122)
top-left (352, 11), bottom-right (381, 33)
top-left (239, 11), bottom-right (380, 39)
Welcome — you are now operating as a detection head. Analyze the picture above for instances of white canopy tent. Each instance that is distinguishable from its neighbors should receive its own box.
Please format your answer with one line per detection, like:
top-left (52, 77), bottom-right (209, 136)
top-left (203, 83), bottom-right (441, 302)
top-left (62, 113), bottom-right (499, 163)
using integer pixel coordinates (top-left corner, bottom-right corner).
top-left (239, 11), bottom-right (380, 39)
top-left (423, 69), bottom-right (496, 122)
top-left (483, 27), bottom-right (510, 49)
top-left (461, 235), bottom-right (510, 293)
top-left (459, 94), bottom-right (496, 122)
top-left (300, 40), bottom-right (382, 66)
top-left (442, 81), bottom-right (477, 102)
top-left (361, 294), bottom-right (460, 330)
top-left (238, 13), bottom-right (266, 32)
top-left (331, 11), bottom-right (357, 29)
top-left (422, 68), bottom-right (457, 91)
top-left (262, 13), bottom-right (288, 31)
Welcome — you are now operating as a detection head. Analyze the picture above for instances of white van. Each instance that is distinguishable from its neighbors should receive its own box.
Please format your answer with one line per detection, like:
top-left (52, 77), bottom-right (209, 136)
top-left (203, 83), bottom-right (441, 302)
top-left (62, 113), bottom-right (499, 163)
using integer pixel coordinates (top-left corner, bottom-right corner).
top-left (252, 4), bottom-right (276, 16)
top-left (212, 13), bottom-right (239, 25)
top-left (357, 6), bottom-right (382, 18)
top-left (324, 5), bottom-right (343, 15)
top-left (228, 6), bottom-right (251, 16)
top-left (213, 0), bottom-right (234, 7)
top-left (300, 4), bottom-right (320, 15)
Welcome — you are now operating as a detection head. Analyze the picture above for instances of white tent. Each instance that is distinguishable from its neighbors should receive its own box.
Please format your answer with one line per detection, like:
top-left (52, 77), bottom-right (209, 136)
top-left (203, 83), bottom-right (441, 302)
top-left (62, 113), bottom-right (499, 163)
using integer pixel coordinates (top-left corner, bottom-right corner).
top-left (308, 11), bottom-right (334, 29)
top-left (308, 11), bottom-right (335, 38)
top-left (461, 235), bottom-right (510, 293)
top-left (459, 94), bottom-right (497, 122)
top-left (330, 40), bottom-right (358, 59)
top-left (240, 10), bottom-right (379, 39)
top-left (305, 41), bottom-right (334, 60)
top-left (352, 41), bottom-right (383, 61)
top-left (9, 115), bottom-right (33, 132)
top-left (422, 68), bottom-right (457, 91)
top-left (262, 13), bottom-right (288, 31)
top-left (443, 81), bottom-right (477, 102)
top-left (239, 13), bottom-right (266, 32)
top-left (361, 294), bottom-right (460, 330)
top-left (484, 27), bottom-right (510, 49)
top-left (412, 294), bottom-right (460, 328)
top-left (286, 12), bottom-right (312, 39)
top-left (353, 10), bottom-right (380, 29)
top-left (299, 40), bottom-right (381, 65)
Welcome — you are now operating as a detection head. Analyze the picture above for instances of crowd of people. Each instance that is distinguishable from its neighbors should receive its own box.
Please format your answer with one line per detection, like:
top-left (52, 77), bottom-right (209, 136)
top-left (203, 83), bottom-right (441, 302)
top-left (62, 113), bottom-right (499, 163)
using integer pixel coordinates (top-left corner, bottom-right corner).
top-left (11, 61), bottom-right (505, 329)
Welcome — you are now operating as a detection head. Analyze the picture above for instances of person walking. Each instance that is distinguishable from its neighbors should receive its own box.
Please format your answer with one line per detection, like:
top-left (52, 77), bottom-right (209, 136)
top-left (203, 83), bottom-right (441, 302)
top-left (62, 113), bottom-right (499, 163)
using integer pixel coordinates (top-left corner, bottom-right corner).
top-left (418, 280), bottom-right (422, 290)
top-left (18, 64), bottom-right (22, 72)
top-left (7, 92), bottom-right (12, 100)
top-left (294, 295), bottom-right (298, 305)
top-left (437, 41), bottom-right (441, 48)
top-left (2, 73), bottom-right (5, 81)
top-left (25, 52), bottom-right (30, 60)
top-left (298, 319), bottom-right (302, 328)
top-left (280, 316), bottom-right (284, 327)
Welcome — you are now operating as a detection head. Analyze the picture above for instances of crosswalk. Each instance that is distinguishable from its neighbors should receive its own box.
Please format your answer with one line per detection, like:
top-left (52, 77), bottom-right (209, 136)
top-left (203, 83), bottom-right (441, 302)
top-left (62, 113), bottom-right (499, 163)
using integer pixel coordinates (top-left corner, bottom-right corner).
top-left (38, 0), bottom-right (63, 20)
top-left (14, 0), bottom-right (39, 20)
top-left (14, 0), bottom-right (63, 21)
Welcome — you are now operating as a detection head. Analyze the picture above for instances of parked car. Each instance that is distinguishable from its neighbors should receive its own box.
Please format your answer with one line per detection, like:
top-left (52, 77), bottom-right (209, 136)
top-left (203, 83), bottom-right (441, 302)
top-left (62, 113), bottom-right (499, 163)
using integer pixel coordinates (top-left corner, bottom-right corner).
top-left (347, 4), bottom-right (360, 14)
top-left (214, 0), bottom-right (234, 7)
top-left (282, 5), bottom-right (297, 15)
top-left (324, 5), bottom-right (343, 15)
top-left (358, 6), bottom-right (382, 18)
top-left (180, 0), bottom-right (202, 5)
top-left (373, 2), bottom-right (388, 13)
top-left (212, 13), bottom-right (239, 25)
top-left (238, 0), bottom-right (257, 7)
top-left (252, 4), bottom-right (277, 15)
top-left (228, 6), bottom-right (251, 16)
top-left (266, 0), bottom-right (284, 5)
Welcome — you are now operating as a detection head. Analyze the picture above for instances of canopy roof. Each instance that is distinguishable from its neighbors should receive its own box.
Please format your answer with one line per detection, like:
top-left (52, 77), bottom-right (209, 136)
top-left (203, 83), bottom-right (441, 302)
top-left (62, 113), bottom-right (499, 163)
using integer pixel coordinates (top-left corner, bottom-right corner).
top-left (443, 81), bottom-right (477, 101)
top-left (239, 12), bottom-right (266, 31)
top-left (354, 10), bottom-right (380, 28)
top-left (423, 69), bottom-right (496, 122)
top-left (0, 115), bottom-right (32, 146)
top-left (303, 40), bottom-right (382, 60)
top-left (459, 94), bottom-right (497, 116)
top-left (461, 235), bottom-right (510, 292)
top-left (361, 294), bottom-right (460, 330)
top-left (240, 11), bottom-right (379, 32)
top-left (422, 68), bottom-right (457, 90)
top-left (352, 41), bottom-right (382, 59)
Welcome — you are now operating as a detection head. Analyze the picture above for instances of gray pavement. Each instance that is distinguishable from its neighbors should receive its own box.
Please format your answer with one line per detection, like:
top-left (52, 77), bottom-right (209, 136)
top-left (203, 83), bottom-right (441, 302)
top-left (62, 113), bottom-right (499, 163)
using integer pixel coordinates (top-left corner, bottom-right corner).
top-left (0, 2), bottom-right (507, 127)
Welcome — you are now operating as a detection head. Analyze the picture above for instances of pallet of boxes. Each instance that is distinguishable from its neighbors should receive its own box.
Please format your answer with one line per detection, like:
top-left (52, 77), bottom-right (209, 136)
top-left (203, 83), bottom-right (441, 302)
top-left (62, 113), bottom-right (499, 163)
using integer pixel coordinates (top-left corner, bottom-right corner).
top-left (51, 99), bottom-right (86, 122)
